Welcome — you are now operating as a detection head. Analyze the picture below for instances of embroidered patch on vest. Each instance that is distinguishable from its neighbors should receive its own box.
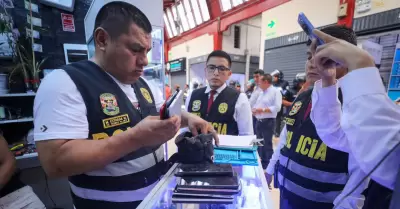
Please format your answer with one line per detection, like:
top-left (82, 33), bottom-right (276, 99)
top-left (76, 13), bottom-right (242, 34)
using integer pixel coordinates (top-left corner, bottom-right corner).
top-left (192, 100), bottom-right (201, 111)
top-left (289, 101), bottom-right (302, 116)
top-left (140, 88), bottom-right (153, 103)
top-left (218, 103), bottom-right (228, 114)
top-left (100, 93), bottom-right (120, 116)
top-left (102, 114), bottom-right (130, 129)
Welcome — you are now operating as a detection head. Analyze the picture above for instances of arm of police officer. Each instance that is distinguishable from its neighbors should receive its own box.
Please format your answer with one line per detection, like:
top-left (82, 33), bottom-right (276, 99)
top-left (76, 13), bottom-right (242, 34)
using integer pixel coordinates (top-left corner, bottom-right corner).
top-left (311, 80), bottom-right (350, 152)
top-left (34, 71), bottom-right (181, 178)
top-left (266, 125), bottom-right (288, 175)
top-left (334, 154), bottom-right (368, 209)
top-left (0, 134), bottom-right (16, 190)
top-left (312, 29), bottom-right (400, 190)
top-left (234, 93), bottom-right (254, 135)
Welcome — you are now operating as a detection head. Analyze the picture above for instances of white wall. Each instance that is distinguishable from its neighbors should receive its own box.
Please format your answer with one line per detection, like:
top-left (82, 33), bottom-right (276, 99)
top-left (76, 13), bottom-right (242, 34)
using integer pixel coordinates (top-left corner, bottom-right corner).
top-left (222, 15), bottom-right (262, 56)
top-left (84, 0), bottom-right (163, 42)
top-left (259, 0), bottom-right (339, 68)
top-left (355, 0), bottom-right (400, 18)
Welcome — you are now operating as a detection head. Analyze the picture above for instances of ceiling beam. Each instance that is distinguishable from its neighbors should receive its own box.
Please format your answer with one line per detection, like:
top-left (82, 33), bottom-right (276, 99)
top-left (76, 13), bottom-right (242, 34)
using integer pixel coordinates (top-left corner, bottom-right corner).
top-left (167, 0), bottom-right (290, 47)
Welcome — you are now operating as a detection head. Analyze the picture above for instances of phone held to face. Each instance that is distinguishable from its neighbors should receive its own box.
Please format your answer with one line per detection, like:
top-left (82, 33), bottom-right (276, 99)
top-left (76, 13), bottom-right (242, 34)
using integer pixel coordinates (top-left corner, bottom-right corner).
top-left (160, 90), bottom-right (183, 120)
top-left (298, 12), bottom-right (324, 46)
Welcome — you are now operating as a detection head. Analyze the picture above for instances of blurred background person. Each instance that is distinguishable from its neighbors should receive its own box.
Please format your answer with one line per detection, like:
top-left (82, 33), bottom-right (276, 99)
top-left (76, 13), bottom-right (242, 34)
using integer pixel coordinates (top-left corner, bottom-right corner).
top-left (246, 81), bottom-right (256, 99)
top-left (165, 84), bottom-right (172, 99)
top-left (271, 70), bottom-right (289, 137)
top-left (251, 74), bottom-right (282, 188)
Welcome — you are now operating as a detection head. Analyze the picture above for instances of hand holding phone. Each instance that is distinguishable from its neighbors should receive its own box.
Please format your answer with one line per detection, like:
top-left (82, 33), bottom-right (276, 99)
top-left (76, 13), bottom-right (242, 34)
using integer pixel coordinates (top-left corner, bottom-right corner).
top-left (160, 90), bottom-right (183, 119)
top-left (298, 12), bottom-right (324, 46)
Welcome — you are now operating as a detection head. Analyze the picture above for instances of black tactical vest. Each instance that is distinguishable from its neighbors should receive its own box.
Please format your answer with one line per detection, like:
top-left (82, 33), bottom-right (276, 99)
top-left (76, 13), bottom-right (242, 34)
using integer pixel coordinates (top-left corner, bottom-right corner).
top-left (278, 88), bottom-right (349, 209)
top-left (188, 86), bottom-right (239, 135)
top-left (63, 60), bottom-right (165, 209)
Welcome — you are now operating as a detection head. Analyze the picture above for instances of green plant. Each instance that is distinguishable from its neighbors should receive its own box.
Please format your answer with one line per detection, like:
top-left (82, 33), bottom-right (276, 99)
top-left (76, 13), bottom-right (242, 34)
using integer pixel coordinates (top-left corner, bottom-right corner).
top-left (0, 0), bottom-right (47, 91)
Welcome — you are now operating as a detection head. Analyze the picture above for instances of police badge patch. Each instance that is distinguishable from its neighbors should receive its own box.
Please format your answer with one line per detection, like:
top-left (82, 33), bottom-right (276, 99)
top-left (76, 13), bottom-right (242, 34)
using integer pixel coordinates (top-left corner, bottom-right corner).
top-left (140, 88), bottom-right (153, 103)
top-left (100, 93), bottom-right (120, 116)
top-left (218, 103), bottom-right (228, 114)
top-left (289, 101), bottom-right (302, 116)
top-left (192, 100), bottom-right (201, 111)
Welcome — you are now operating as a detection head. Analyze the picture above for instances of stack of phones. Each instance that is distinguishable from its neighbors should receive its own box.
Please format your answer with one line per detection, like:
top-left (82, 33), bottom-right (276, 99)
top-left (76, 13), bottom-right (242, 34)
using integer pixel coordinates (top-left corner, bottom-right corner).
top-left (172, 163), bottom-right (241, 204)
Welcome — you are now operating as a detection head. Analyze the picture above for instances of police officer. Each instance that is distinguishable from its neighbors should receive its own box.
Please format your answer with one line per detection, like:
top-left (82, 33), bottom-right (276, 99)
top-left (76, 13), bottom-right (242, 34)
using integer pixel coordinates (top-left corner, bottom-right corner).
top-left (266, 25), bottom-right (368, 209)
top-left (33, 3), bottom-right (217, 209)
top-left (282, 73), bottom-right (306, 110)
top-left (271, 70), bottom-right (290, 137)
top-left (186, 50), bottom-right (253, 136)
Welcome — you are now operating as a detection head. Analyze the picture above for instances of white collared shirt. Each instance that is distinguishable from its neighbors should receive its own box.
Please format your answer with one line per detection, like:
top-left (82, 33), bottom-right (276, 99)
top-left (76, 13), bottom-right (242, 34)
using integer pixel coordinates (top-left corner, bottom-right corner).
top-left (310, 67), bottom-right (400, 190)
top-left (250, 85), bottom-right (282, 119)
top-left (185, 83), bottom-right (254, 136)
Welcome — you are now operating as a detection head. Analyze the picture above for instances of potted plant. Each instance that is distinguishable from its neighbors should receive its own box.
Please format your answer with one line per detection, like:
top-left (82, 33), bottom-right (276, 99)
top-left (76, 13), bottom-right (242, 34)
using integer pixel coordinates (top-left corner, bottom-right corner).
top-left (0, 0), bottom-right (46, 93)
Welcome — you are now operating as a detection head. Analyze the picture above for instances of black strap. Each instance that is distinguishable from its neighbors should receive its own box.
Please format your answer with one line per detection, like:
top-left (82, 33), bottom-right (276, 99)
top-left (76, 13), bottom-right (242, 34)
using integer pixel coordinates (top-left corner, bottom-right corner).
top-left (389, 167), bottom-right (400, 209)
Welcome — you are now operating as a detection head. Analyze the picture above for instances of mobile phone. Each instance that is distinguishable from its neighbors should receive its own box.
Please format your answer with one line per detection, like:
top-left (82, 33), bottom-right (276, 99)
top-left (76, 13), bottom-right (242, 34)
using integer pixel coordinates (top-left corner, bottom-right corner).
top-left (298, 12), bottom-right (324, 46)
top-left (160, 90), bottom-right (183, 119)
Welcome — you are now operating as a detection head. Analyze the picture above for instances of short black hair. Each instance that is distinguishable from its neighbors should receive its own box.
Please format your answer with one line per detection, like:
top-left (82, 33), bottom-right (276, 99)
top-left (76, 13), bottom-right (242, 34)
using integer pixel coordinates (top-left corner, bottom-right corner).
top-left (94, 1), bottom-right (152, 40)
top-left (261, 74), bottom-right (273, 83)
top-left (206, 50), bottom-right (232, 67)
top-left (307, 25), bottom-right (357, 46)
top-left (253, 69), bottom-right (265, 75)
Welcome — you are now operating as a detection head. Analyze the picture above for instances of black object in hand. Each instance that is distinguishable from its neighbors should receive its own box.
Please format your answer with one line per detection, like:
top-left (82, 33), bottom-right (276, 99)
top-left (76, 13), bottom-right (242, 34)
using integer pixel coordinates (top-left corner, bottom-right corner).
top-left (174, 132), bottom-right (214, 164)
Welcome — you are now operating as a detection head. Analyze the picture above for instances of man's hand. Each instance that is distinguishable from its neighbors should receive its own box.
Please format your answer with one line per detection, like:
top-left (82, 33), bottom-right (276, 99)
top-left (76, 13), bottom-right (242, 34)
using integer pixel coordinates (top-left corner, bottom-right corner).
top-left (182, 112), bottom-right (219, 146)
top-left (132, 115), bottom-right (181, 147)
top-left (312, 29), bottom-right (375, 72)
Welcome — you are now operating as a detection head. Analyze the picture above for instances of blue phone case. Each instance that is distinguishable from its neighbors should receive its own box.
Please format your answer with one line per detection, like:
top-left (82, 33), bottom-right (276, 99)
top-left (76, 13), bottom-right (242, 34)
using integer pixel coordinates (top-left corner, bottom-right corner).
top-left (298, 12), bottom-right (324, 45)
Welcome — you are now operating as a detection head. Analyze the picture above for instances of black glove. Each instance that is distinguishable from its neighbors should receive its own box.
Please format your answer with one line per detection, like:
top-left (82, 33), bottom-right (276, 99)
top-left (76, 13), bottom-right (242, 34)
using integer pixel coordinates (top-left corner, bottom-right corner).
top-left (174, 132), bottom-right (214, 164)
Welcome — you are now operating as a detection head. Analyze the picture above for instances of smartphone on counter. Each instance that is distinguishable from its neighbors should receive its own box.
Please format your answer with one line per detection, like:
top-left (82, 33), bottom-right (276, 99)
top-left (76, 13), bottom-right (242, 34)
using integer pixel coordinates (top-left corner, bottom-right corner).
top-left (160, 90), bottom-right (183, 119)
top-left (298, 12), bottom-right (324, 46)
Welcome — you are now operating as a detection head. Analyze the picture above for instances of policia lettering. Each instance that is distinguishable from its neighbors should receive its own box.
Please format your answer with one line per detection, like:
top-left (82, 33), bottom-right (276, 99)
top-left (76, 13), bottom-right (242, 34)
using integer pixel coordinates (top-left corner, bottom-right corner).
top-left (285, 131), bottom-right (327, 162)
top-left (188, 87), bottom-right (240, 135)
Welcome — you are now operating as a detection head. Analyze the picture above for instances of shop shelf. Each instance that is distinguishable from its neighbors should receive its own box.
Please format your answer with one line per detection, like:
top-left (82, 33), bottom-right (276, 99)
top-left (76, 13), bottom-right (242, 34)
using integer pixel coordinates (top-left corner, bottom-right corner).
top-left (0, 117), bottom-right (34, 124)
top-left (15, 152), bottom-right (38, 160)
top-left (0, 92), bottom-right (36, 97)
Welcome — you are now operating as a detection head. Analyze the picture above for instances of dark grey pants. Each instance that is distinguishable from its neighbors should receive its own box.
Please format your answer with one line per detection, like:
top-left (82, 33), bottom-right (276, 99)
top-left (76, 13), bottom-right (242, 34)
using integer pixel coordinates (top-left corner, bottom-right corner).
top-left (256, 118), bottom-right (276, 169)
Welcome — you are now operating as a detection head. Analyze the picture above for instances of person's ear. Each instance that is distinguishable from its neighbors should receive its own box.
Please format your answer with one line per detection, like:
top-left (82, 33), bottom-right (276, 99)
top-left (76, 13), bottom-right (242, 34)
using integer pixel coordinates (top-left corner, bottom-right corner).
top-left (94, 27), bottom-right (110, 51)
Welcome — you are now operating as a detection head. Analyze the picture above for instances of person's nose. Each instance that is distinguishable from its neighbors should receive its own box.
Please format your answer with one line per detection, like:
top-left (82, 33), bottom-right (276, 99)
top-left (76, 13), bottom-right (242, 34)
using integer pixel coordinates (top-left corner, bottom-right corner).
top-left (137, 54), bottom-right (148, 67)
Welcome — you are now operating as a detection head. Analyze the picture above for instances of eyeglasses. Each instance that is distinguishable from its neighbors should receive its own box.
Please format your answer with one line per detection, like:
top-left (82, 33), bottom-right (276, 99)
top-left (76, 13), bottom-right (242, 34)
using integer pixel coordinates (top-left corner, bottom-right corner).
top-left (205, 65), bottom-right (230, 73)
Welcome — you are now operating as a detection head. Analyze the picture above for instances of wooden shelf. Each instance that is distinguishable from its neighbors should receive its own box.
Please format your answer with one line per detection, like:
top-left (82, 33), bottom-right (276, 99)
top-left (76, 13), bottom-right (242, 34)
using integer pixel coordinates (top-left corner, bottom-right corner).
top-left (0, 117), bottom-right (34, 124)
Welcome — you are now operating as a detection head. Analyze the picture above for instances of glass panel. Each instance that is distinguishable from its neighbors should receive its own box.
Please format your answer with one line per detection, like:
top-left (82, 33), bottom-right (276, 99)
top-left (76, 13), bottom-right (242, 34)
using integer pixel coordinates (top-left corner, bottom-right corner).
top-left (145, 27), bottom-right (165, 98)
top-left (183, 0), bottom-right (196, 28)
top-left (166, 9), bottom-right (177, 36)
top-left (87, 38), bottom-right (95, 58)
top-left (232, 0), bottom-right (244, 7)
top-left (190, 0), bottom-right (203, 25)
top-left (163, 13), bottom-right (173, 38)
top-left (198, 0), bottom-right (210, 21)
top-left (171, 6), bottom-right (183, 35)
top-left (177, 3), bottom-right (189, 31)
top-left (220, 0), bottom-right (232, 12)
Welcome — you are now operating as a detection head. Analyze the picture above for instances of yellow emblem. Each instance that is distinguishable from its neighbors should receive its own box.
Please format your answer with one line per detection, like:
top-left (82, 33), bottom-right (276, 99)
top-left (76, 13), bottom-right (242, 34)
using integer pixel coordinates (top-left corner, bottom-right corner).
top-left (192, 100), bottom-right (201, 111)
top-left (140, 88), bottom-right (153, 103)
top-left (100, 93), bottom-right (120, 116)
top-left (289, 101), bottom-right (302, 116)
top-left (218, 103), bottom-right (228, 114)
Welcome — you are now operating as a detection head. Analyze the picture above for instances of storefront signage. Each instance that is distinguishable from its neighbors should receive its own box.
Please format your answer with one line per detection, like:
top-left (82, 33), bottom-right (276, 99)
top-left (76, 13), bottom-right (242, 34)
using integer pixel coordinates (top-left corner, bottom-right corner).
top-left (61, 13), bottom-right (75, 32)
top-left (356, 0), bottom-right (371, 13)
top-left (265, 19), bottom-right (277, 39)
top-left (167, 58), bottom-right (186, 73)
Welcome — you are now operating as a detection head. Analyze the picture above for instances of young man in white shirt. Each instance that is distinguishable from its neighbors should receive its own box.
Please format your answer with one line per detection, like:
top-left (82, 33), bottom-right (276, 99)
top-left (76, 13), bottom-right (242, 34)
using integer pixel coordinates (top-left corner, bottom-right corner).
top-left (310, 29), bottom-right (400, 209)
top-left (185, 50), bottom-right (253, 136)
